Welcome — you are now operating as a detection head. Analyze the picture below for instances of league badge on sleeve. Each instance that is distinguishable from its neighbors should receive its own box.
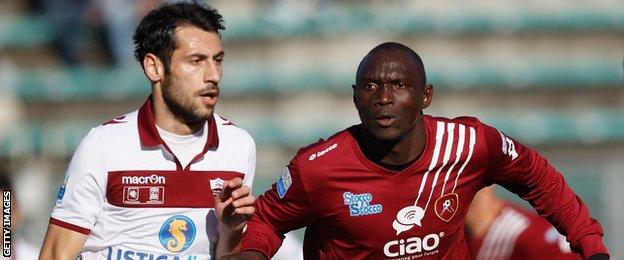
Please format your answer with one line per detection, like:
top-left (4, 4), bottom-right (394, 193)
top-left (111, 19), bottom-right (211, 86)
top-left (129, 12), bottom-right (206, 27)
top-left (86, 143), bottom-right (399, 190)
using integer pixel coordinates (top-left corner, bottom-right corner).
top-left (276, 167), bottom-right (292, 199)
top-left (56, 171), bottom-right (70, 201)
top-left (434, 193), bottom-right (458, 222)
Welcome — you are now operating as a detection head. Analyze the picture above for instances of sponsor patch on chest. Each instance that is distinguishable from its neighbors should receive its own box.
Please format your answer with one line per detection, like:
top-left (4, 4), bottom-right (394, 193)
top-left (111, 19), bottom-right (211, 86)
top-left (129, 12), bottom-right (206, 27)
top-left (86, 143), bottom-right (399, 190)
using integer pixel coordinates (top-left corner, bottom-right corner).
top-left (123, 186), bottom-right (164, 205)
top-left (107, 170), bottom-right (245, 208)
top-left (343, 191), bottom-right (383, 216)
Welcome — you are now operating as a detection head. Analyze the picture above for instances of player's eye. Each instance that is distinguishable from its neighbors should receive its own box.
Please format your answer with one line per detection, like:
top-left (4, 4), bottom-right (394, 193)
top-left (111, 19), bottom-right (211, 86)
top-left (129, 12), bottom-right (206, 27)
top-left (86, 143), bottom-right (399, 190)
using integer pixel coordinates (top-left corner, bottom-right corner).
top-left (190, 58), bottom-right (203, 65)
top-left (393, 81), bottom-right (407, 90)
top-left (214, 57), bottom-right (224, 65)
top-left (364, 83), bottom-right (377, 90)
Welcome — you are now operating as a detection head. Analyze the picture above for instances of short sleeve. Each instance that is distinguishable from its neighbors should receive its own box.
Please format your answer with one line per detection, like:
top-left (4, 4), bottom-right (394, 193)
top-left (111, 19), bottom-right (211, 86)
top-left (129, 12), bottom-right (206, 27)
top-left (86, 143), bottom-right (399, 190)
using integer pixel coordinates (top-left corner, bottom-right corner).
top-left (50, 128), bottom-right (107, 235)
top-left (243, 134), bottom-right (256, 190)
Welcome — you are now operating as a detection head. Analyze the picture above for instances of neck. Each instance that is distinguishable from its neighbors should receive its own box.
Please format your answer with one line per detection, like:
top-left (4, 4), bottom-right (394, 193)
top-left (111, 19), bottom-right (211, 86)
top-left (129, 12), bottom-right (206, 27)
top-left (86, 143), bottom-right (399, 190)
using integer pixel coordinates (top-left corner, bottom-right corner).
top-left (151, 94), bottom-right (205, 135)
top-left (358, 118), bottom-right (427, 166)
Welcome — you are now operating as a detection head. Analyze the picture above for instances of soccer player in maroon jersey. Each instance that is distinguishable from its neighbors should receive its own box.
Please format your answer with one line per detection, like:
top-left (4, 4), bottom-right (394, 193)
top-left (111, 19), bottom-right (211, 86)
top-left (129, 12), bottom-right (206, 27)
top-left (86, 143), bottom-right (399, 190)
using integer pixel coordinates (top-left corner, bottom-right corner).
top-left (225, 42), bottom-right (609, 260)
top-left (465, 187), bottom-right (582, 260)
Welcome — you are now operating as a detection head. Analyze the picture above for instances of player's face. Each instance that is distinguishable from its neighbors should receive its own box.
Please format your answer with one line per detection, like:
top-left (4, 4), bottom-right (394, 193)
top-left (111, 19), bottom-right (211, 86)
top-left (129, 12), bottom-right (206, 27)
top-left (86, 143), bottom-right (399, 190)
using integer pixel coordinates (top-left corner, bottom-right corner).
top-left (353, 51), bottom-right (431, 141)
top-left (162, 25), bottom-right (223, 124)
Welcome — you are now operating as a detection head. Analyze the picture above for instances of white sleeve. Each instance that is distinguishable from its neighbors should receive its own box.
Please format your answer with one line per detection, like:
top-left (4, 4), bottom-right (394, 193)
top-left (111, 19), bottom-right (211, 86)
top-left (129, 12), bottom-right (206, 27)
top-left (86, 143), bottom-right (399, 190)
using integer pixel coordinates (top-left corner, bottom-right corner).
top-left (50, 128), bottom-right (107, 234)
top-left (243, 134), bottom-right (256, 191)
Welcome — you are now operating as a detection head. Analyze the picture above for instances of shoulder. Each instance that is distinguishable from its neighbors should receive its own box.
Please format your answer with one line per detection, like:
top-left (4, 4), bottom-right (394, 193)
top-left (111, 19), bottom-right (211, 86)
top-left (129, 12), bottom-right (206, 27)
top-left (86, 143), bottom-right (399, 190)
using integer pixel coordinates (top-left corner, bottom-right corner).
top-left (425, 114), bottom-right (485, 129)
top-left (214, 114), bottom-right (255, 146)
top-left (93, 110), bottom-right (139, 141)
top-left (291, 128), bottom-right (351, 163)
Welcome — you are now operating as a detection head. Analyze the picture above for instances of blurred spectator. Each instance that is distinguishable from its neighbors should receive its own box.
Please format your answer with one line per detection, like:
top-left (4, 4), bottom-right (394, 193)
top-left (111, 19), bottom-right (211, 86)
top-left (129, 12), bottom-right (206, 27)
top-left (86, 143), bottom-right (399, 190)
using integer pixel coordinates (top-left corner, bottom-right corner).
top-left (465, 187), bottom-right (580, 260)
top-left (42, 0), bottom-right (90, 65)
top-left (41, 0), bottom-right (160, 66)
top-left (94, 0), bottom-right (161, 67)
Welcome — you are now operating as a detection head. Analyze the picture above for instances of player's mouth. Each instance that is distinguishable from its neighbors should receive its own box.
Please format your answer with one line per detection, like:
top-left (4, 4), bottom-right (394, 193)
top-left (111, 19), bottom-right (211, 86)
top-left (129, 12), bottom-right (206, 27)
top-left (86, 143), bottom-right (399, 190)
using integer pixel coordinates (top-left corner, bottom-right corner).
top-left (375, 115), bottom-right (396, 128)
top-left (198, 89), bottom-right (219, 106)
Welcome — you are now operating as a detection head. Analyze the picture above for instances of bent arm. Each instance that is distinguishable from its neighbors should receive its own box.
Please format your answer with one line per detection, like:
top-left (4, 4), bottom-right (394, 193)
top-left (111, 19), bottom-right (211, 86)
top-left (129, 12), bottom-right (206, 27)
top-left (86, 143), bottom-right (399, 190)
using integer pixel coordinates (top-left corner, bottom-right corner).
top-left (39, 223), bottom-right (88, 260)
top-left (482, 124), bottom-right (608, 258)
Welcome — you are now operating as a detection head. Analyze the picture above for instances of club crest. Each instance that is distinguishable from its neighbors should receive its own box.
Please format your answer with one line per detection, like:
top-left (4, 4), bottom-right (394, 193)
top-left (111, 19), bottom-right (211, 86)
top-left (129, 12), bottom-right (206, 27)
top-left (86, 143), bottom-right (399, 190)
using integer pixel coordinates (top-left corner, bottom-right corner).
top-left (434, 193), bottom-right (458, 222)
top-left (210, 178), bottom-right (225, 196)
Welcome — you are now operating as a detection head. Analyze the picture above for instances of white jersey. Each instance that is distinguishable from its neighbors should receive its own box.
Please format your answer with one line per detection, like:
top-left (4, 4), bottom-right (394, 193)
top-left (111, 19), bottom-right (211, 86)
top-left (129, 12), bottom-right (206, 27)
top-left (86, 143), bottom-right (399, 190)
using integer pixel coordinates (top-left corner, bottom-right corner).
top-left (50, 98), bottom-right (256, 260)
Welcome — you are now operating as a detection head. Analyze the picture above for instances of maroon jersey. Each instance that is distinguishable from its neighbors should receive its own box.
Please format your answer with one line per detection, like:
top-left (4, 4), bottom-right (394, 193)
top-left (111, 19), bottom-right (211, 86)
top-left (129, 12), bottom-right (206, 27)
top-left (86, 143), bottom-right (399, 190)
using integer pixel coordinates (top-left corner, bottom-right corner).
top-left (241, 115), bottom-right (607, 259)
top-left (467, 203), bottom-right (582, 260)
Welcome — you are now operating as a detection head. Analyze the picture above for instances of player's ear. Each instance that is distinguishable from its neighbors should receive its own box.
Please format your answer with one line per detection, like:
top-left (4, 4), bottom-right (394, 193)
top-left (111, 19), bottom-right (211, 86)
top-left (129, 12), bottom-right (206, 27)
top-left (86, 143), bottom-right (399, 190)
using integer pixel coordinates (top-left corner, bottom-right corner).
top-left (421, 84), bottom-right (434, 109)
top-left (143, 53), bottom-right (165, 82)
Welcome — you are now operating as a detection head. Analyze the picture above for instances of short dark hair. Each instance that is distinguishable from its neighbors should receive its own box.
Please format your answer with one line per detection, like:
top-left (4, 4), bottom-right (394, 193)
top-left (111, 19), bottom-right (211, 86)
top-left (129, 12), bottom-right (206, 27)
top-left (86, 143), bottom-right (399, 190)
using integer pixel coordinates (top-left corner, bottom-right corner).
top-left (133, 2), bottom-right (225, 70)
top-left (357, 42), bottom-right (427, 86)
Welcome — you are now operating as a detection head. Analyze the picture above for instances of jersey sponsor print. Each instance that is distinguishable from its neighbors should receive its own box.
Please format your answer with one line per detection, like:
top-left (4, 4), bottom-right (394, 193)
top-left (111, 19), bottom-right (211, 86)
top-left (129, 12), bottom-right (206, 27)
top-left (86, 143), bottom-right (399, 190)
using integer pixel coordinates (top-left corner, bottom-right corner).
top-left (241, 115), bottom-right (607, 259)
top-left (50, 99), bottom-right (257, 259)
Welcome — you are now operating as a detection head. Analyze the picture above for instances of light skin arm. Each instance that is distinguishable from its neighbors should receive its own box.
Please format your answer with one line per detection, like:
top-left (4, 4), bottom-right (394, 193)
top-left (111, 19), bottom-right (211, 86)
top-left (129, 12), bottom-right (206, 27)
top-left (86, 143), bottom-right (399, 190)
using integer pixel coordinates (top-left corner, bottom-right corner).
top-left (39, 223), bottom-right (88, 260)
top-left (214, 177), bottom-right (256, 259)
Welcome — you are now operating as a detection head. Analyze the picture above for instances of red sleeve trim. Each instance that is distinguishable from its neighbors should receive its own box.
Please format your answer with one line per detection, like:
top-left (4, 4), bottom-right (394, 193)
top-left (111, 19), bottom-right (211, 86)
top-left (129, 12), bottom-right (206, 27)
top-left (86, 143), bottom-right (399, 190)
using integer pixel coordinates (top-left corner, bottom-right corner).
top-left (49, 217), bottom-right (91, 235)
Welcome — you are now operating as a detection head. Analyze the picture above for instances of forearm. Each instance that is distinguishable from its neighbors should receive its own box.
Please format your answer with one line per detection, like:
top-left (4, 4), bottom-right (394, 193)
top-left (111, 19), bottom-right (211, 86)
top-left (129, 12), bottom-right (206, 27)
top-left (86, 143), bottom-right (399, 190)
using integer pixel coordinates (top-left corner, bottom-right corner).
top-left (39, 223), bottom-right (87, 260)
top-left (496, 151), bottom-right (608, 257)
top-left (215, 226), bottom-right (243, 259)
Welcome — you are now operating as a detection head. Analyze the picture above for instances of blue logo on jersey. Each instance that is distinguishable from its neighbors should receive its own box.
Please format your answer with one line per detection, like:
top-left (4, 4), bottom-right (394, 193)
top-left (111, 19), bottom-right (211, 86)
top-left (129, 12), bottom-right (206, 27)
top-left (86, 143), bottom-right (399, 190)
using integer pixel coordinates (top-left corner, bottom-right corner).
top-left (159, 215), bottom-right (196, 253)
top-left (56, 171), bottom-right (70, 201)
top-left (343, 192), bottom-right (383, 217)
top-left (276, 167), bottom-right (292, 199)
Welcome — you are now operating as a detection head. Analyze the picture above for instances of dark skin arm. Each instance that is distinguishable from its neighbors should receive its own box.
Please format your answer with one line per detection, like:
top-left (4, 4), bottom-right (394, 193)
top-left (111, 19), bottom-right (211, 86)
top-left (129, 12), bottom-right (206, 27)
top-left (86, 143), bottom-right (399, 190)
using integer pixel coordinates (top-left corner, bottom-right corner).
top-left (214, 178), bottom-right (256, 259)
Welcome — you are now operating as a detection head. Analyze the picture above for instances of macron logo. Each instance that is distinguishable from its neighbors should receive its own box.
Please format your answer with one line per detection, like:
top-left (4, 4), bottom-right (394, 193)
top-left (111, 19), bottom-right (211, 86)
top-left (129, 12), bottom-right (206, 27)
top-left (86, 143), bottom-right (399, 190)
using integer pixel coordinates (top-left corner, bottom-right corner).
top-left (308, 143), bottom-right (338, 161)
top-left (122, 174), bottom-right (166, 185)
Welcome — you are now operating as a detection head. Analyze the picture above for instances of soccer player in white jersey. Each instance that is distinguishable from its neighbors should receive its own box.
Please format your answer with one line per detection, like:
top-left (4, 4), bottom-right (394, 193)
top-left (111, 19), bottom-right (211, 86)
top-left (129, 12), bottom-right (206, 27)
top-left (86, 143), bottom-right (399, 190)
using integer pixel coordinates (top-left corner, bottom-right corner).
top-left (39, 3), bottom-right (256, 259)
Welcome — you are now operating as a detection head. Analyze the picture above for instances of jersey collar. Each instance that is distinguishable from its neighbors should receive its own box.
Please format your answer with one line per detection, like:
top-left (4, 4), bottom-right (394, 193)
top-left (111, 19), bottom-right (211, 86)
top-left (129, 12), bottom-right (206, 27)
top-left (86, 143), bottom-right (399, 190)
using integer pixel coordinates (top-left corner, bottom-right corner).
top-left (137, 97), bottom-right (219, 165)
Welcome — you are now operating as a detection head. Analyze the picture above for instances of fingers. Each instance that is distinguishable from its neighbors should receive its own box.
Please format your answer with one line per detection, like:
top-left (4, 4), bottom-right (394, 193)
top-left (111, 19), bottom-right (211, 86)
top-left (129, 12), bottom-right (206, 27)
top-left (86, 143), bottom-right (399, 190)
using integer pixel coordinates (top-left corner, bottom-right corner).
top-left (226, 177), bottom-right (244, 188)
top-left (234, 205), bottom-right (255, 216)
top-left (230, 185), bottom-right (251, 201)
top-left (216, 177), bottom-right (254, 218)
top-left (232, 195), bottom-right (255, 217)
top-left (214, 193), bottom-right (233, 207)
top-left (232, 194), bottom-right (255, 208)
top-left (219, 177), bottom-right (244, 201)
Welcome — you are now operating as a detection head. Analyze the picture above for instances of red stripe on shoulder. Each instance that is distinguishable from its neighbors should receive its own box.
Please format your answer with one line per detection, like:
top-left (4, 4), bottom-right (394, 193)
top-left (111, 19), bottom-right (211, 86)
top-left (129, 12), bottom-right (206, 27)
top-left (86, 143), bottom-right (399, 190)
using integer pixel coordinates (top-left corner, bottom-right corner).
top-left (49, 217), bottom-right (91, 235)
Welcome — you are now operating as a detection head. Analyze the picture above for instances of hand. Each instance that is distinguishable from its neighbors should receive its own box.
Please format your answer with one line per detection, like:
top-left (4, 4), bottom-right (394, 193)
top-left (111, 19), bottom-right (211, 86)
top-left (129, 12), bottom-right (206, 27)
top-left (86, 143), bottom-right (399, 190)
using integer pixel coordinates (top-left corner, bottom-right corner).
top-left (214, 177), bottom-right (255, 233)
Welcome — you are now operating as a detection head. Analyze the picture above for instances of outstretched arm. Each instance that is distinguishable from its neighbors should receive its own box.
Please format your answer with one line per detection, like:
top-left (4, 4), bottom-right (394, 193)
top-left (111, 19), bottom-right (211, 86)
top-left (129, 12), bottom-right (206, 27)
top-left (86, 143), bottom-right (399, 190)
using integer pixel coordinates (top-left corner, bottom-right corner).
top-left (39, 223), bottom-right (88, 260)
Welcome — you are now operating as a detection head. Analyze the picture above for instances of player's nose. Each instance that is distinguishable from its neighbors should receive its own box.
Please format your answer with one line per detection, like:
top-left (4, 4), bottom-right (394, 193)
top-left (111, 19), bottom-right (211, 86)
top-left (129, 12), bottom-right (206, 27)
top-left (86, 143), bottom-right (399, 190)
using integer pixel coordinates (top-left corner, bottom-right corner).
top-left (374, 85), bottom-right (394, 106)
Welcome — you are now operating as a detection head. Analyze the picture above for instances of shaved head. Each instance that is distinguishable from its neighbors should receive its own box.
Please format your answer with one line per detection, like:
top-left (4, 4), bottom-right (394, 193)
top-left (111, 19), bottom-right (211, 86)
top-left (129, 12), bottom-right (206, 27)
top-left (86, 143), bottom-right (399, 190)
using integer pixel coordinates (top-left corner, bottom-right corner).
top-left (352, 41), bottom-right (434, 144)
top-left (356, 42), bottom-right (426, 86)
